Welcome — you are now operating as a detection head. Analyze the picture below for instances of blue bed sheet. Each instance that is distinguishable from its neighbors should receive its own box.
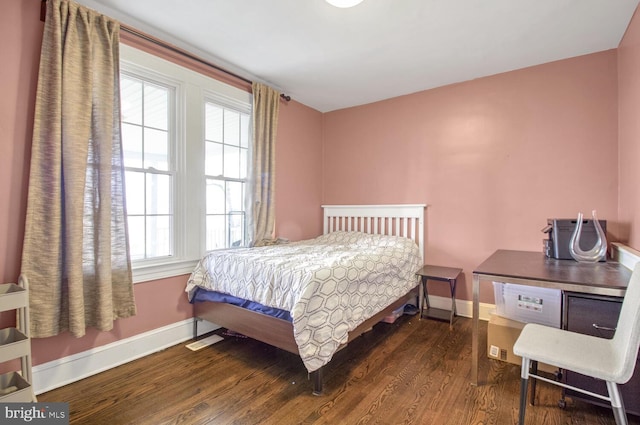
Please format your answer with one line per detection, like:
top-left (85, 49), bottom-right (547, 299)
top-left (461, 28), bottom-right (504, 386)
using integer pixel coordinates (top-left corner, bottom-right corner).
top-left (190, 287), bottom-right (293, 322)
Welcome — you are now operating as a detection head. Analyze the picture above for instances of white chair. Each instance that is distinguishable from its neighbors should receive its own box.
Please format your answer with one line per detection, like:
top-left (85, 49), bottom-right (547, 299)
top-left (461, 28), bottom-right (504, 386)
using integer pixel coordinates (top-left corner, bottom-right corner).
top-left (513, 263), bottom-right (640, 425)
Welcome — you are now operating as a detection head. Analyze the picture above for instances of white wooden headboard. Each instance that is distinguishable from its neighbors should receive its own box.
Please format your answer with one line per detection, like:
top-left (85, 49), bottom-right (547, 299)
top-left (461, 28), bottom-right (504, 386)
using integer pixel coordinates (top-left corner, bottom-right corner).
top-left (322, 204), bottom-right (426, 261)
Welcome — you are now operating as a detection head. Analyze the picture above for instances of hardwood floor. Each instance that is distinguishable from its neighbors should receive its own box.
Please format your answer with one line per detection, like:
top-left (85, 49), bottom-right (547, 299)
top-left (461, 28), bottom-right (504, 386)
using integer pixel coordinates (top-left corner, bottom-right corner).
top-left (39, 315), bottom-right (640, 424)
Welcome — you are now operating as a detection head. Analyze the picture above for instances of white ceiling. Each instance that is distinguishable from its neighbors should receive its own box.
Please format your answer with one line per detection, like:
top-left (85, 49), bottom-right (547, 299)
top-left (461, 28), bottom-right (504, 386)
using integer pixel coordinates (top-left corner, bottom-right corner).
top-left (79, 0), bottom-right (639, 112)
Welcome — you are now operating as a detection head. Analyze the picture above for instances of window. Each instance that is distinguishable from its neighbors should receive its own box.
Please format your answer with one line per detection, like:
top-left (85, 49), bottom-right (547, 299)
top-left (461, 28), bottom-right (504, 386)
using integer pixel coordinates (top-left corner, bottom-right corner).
top-left (121, 75), bottom-right (174, 261)
top-left (204, 103), bottom-right (250, 250)
top-left (119, 44), bottom-right (252, 283)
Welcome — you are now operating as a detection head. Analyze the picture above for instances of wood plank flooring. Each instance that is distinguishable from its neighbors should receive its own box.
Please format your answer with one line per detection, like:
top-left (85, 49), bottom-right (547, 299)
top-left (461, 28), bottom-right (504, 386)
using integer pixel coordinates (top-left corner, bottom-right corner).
top-left (39, 315), bottom-right (640, 424)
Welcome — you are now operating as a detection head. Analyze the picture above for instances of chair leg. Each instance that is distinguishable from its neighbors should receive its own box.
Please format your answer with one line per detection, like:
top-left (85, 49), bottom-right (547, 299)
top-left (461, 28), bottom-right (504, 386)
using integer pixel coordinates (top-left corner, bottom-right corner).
top-left (519, 357), bottom-right (531, 425)
top-left (529, 360), bottom-right (538, 406)
top-left (606, 381), bottom-right (628, 425)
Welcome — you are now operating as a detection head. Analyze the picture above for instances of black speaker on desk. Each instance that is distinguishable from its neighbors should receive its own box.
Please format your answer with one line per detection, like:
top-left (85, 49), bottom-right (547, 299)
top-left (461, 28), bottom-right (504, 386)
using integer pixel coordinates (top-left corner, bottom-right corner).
top-left (542, 218), bottom-right (607, 260)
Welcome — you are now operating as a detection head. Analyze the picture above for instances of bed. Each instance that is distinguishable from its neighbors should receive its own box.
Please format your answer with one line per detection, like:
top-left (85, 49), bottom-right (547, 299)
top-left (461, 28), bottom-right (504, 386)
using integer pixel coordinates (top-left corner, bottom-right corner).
top-left (186, 204), bottom-right (426, 394)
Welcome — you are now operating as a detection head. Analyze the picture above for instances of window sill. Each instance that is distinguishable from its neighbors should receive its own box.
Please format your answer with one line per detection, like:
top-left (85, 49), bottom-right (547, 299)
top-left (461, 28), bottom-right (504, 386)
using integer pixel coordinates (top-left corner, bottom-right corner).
top-left (132, 259), bottom-right (198, 284)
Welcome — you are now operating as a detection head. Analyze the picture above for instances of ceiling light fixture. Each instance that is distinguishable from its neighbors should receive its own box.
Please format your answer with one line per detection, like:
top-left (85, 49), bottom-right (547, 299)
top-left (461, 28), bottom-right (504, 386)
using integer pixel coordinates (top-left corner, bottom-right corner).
top-left (325, 0), bottom-right (364, 8)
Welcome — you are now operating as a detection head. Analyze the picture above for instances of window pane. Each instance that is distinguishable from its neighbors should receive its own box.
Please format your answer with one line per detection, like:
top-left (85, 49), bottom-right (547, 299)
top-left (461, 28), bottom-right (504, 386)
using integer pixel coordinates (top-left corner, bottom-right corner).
top-left (122, 123), bottom-right (143, 168)
top-left (147, 215), bottom-right (172, 257)
top-left (146, 173), bottom-right (171, 215)
top-left (206, 215), bottom-right (225, 250)
top-left (205, 141), bottom-right (223, 177)
top-left (239, 147), bottom-right (247, 180)
top-left (224, 145), bottom-right (240, 179)
top-left (223, 109), bottom-right (240, 146)
top-left (128, 216), bottom-right (145, 260)
top-left (228, 213), bottom-right (244, 247)
top-left (205, 103), bottom-right (223, 142)
top-left (204, 103), bottom-right (250, 249)
top-left (125, 171), bottom-right (145, 215)
top-left (206, 179), bottom-right (225, 214)
top-left (144, 128), bottom-right (169, 170)
top-left (121, 70), bottom-right (176, 263)
top-left (121, 76), bottom-right (142, 125)
top-left (226, 181), bottom-right (244, 214)
top-left (240, 113), bottom-right (249, 148)
top-left (144, 83), bottom-right (168, 130)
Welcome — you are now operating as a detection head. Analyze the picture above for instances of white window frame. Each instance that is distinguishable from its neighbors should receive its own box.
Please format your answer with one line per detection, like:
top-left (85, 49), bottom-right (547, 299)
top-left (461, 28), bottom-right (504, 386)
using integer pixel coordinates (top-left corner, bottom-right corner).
top-left (120, 44), bottom-right (252, 283)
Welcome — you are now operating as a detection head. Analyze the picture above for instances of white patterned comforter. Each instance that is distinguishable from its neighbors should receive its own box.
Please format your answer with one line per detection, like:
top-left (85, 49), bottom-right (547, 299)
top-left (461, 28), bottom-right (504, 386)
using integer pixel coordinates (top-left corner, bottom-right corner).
top-left (185, 231), bottom-right (422, 372)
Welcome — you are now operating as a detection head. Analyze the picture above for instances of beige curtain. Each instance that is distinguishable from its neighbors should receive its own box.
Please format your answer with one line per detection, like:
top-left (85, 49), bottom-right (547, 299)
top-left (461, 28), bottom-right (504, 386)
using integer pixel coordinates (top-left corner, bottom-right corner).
top-left (249, 82), bottom-right (281, 246)
top-left (21, 0), bottom-right (136, 338)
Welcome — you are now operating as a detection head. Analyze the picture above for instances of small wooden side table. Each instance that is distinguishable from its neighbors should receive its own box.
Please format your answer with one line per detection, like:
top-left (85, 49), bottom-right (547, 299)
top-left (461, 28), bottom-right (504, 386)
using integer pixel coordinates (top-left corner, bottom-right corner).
top-left (416, 265), bottom-right (462, 329)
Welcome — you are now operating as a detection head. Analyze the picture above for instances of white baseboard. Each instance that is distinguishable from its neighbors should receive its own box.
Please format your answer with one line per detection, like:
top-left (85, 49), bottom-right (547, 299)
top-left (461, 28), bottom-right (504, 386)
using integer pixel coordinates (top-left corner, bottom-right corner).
top-left (425, 295), bottom-right (493, 321)
top-left (32, 318), bottom-right (219, 395)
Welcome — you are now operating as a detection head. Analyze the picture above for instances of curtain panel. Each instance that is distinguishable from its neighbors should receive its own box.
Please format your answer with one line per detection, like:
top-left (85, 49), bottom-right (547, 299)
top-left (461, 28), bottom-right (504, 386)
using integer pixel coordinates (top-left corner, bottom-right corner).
top-left (21, 0), bottom-right (136, 338)
top-left (249, 82), bottom-right (281, 247)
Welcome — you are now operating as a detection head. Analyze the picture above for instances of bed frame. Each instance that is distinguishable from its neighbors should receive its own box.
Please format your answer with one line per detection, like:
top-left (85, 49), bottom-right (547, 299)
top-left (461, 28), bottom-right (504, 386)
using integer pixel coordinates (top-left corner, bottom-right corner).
top-left (193, 204), bottom-right (426, 395)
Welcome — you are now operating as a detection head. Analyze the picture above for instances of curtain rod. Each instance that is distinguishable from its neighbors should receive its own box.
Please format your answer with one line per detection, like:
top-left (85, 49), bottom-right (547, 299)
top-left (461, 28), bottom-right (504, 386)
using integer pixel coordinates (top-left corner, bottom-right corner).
top-left (39, 0), bottom-right (291, 102)
top-left (122, 26), bottom-right (252, 82)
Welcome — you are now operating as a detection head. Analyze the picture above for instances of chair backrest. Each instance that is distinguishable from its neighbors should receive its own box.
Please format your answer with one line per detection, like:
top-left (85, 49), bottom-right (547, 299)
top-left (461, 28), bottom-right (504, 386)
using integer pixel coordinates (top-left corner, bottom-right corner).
top-left (611, 262), bottom-right (640, 383)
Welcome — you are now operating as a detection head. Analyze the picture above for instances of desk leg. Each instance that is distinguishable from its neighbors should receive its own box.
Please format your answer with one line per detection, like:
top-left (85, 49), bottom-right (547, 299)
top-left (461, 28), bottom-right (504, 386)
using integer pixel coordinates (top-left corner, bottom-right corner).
top-left (472, 273), bottom-right (480, 386)
top-left (418, 277), bottom-right (425, 319)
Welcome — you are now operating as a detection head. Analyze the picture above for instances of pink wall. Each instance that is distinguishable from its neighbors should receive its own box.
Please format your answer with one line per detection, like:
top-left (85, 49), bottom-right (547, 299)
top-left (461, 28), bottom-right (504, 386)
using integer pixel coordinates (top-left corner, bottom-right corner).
top-left (0, 0), bottom-right (42, 335)
top-left (0, 0), bottom-right (322, 365)
top-left (0, 0), bottom-right (41, 288)
top-left (619, 7), bottom-right (640, 250)
top-left (323, 51), bottom-right (620, 303)
top-left (275, 101), bottom-right (324, 241)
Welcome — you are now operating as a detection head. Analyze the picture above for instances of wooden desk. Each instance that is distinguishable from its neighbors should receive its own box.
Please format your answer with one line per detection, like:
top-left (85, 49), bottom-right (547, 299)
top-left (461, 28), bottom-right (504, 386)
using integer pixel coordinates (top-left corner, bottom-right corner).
top-left (471, 249), bottom-right (632, 386)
